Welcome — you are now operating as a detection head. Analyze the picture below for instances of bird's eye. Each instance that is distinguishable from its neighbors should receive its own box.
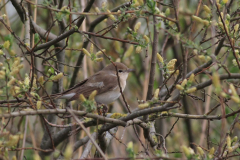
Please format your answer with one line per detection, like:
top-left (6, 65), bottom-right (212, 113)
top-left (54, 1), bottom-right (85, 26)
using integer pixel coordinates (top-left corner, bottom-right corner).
top-left (118, 70), bottom-right (123, 73)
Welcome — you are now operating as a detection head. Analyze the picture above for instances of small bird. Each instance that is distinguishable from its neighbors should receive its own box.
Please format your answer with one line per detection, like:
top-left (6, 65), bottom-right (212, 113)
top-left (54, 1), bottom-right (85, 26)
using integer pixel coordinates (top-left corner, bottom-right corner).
top-left (45, 62), bottom-right (134, 104)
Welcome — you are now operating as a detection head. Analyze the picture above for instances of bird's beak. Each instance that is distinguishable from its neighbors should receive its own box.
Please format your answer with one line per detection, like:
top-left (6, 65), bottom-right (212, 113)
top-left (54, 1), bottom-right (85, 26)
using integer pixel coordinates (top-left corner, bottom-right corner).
top-left (126, 68), bottom-right (135, 72)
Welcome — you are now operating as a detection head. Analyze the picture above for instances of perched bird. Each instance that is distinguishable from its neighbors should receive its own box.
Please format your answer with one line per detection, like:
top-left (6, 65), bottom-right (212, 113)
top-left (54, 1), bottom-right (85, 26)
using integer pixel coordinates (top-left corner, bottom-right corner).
top-left (45, 62), bottom-right (134, 104)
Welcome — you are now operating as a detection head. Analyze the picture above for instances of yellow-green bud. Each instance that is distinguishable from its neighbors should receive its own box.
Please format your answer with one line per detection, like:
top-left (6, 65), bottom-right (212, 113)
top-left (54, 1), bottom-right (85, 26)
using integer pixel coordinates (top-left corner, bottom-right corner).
top-left (64, 144), bottom-right (73, 160)
top-left (2, 14), bottom-right (7, 20)
top-left (102, 1), bottom-right (106, 8)
top-left (95, 7), bottom-right (101, 13)
top-left (135, 46), bottom-right (142, 53)
top-left (198, 55), bottom-right (206, 62)
top-left (95, 57), bottom-right (103, 62)
top-left (96, 49), bottom-right (106, 56)
top-left (176, 84), bottom-right (184, 91)
top-left (52, 73), bottom-right (63, 81)
top-left (193, 49), bottom-right (198, 55)
top-left (107, 10), bottom-right (116, 21)
top-left (138, 0), bottom-right (144, 5)
top-left (157, 53), bottom-right (163, 63)
top-left (12, 156), bottom-right (17, 160)
top-left (197, 147), bottom-right (204, 157)
top-left (10, 86), bottom-right (20, 96)
top-left (202, 20), bottom-right (210, 26)
top-left (134, 22), bottom-right (141, 32)
top-left (209, 147), bottom-right (215, 155)
top-left (38, 76), bottom-right (44, 85)
top-left (223, 0), bottom-right (228, 4)
top-left (127, 34), bottom-right (134, 40)
top-left (89, 90), bottom-right (97, 100)
top-left (3, 41), bottom-right (10, 49)
top-left (220, 92), bottom-right (227, 98)
top-left (226, 135), bottom-right (231, 147)
top-left (212, 72), bottom-right (220, 88)
top-left (181, 79), bottom-right (188, 87)
top-left (231, 96), bottom-right (240, 103)
top-left (228, 147), bottom-right (233, 153)
top-left (90, 43), bottom-right (94, 53)
top-left (82, 48), bottom-right (91, 57)
top-left (186, 87), bottom-right (197, 94)
top-left (167, 59), bottom-right (177, 68)
top-left (206, 56), bottom-right (212, 61)
top-left (7, 77), bottom-right (16, 86)
top-left (203, 5), bottom-right (211, 14)
top-left (127, 141), bottom-right (133, 150)
top-left (234, 24), bottom-right (239, 32)
top-left (192, 15), bottom-right (203, 23)
top-left (124, 45), bottom-right (134, 58)
top-left (18, 64), bottom-right (24, 70)
top-left (114, 41), bottom-right (121, 52)
top-left (138, 102), bottom-right (150, 109)
top-left (79, 94), bottom-right (86, 102)
top-left (36, 101), bottom-right (42, 109)
top-left (188, 74), bottom-right (195, 83)
top-left (153, 88), bottom-right (159, 100)
top-left (33, 154), bottom-right (41, 160)
top-left (10, 68), bottom-right (19, 76)
top-left (9, 50), bottom-right (16, 56)
top-left (143, 35), bottom-right (150, 44)
top-left (232, 136), bottom-right (238, 142)
top-left (174, 70), bottom-right (179, 79)
top-left (0, 50), bottom-right (3, 55)
top-left (165, 8), bottom-right (170, 16)
top-left (182, 146), bottom-right (191, 158)
top-left (229, 84), bottom-right (237, 96)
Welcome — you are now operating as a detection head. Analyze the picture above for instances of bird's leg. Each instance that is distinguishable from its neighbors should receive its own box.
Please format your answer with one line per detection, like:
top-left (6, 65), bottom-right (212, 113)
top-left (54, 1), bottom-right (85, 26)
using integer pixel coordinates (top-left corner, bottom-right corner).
top-left (97, 103), bottom-right (108, 116)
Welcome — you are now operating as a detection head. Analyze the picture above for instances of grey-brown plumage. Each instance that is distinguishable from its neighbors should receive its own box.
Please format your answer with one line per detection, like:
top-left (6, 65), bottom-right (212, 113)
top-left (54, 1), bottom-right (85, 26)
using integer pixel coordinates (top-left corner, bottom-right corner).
top-left (44, 62), bottom-right (133, 104)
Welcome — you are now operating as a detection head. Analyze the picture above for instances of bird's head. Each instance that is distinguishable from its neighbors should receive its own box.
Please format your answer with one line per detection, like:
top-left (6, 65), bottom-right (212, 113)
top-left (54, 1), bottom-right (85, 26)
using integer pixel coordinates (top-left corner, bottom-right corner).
top-left (103, 62), bottom-right (134, 80)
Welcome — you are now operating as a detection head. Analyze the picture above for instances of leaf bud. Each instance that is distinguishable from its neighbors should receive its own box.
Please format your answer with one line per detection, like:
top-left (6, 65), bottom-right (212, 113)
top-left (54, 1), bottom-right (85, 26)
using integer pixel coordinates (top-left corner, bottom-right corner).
top-left (95, 58), bottom-right (103, 62)
top-left (185, 87), bottom-right (197, 94)
top-left (3, 41), bottom-right (10, 49)
top-left (52, 73), bottom-right (63, 81)
top-left (176, 84), bottom-right (184, 91)
top-left (203, 5), bottom-right (211, 14)
top-left (134, 22), bottom-right (141, 32)
top-left (82, 48), bottom-right (91, 57)
top-left (197, 147), bottom-right (204, 157)
top-left (89, 90), bottom-right (98, 100)
top-left (153, 88), bottom-right (159, 100)
top-left (143, 35), bottom-right (150, 44)
top-left (79, 94), bottom-right (86, 102)
top-left (135, 46), bottom-right (142, 53)
top-left (188, 74), bottom-right (195, 83)
top-left (138, 102), bottom-right (150, 109)
top-left (181, 79), bottom-right (187, 87)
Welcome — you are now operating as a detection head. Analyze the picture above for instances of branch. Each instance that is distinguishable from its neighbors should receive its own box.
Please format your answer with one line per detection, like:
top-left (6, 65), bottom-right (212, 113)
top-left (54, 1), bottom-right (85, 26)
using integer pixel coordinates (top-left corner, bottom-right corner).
top-left (195, 73), bottom-right (240, 90)
top-left (0, 109), bottom-right (126, 126)
top-left (68, 109), bottom-right (108, 160)
top-left (73, 136), bottom-right (89, 152)
top-left (10, 0), bottom-right (25, 22)
top-left (80, 132), bottom-right (97, 159)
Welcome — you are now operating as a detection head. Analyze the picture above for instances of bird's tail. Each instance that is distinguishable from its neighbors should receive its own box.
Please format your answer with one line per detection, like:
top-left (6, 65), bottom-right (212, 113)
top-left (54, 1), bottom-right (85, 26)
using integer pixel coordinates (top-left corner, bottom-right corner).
top-left (41, 93), bottom-right (63, 101)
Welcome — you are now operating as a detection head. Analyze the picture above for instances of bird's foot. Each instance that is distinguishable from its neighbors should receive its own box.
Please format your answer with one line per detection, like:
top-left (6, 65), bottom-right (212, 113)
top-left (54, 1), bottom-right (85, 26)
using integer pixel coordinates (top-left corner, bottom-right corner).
top-left (97, 103), bottom-right (108, 116)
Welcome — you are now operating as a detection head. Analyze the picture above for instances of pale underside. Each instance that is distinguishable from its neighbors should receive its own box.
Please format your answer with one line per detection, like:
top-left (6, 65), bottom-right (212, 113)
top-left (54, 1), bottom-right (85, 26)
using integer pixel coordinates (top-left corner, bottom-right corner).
top-left (57, 71), bottom-right (128, 104)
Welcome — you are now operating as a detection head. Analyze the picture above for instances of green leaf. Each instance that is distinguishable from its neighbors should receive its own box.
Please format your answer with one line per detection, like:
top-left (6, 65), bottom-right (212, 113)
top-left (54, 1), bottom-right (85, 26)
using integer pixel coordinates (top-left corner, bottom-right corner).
top-left (34, 33), bottom-right (40, 44)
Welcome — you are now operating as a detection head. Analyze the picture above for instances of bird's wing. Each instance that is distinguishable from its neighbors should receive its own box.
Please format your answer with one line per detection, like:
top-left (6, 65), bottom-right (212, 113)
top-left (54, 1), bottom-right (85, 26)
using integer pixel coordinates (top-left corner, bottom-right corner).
top-left (68, 71), bottom-right (119, 101)
top-left (42, 78), bottom-right (89, 100)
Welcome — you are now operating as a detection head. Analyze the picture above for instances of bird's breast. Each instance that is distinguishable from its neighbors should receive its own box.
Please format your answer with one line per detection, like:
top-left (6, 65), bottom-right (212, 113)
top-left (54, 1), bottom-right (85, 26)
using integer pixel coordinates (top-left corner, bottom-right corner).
top-left (95, 89), bottom-right (121, 104)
